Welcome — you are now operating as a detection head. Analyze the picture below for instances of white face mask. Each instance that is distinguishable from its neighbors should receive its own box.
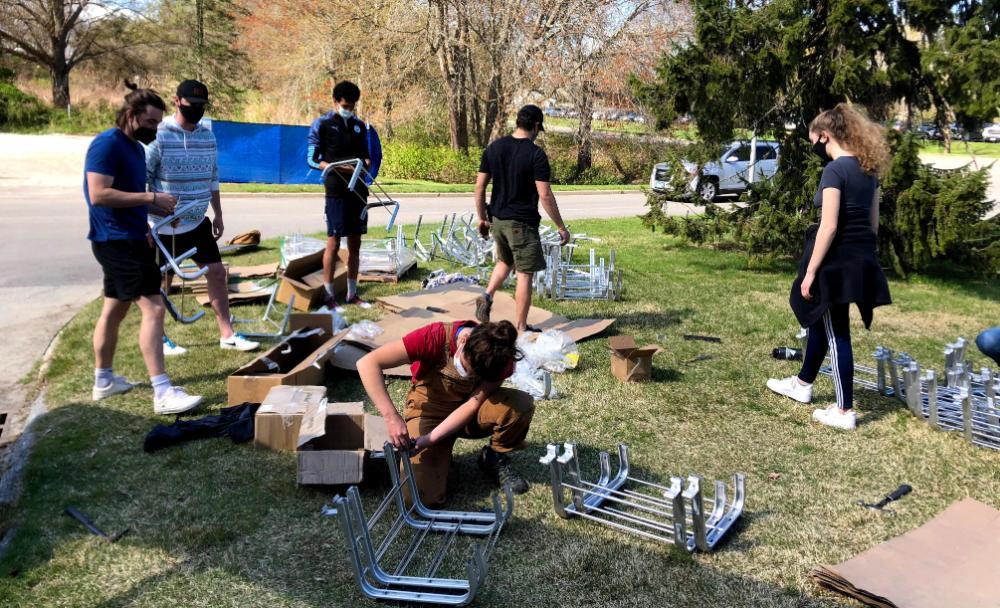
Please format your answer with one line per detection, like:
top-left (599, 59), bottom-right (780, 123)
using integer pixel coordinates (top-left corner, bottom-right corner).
top-left (453, 349), bottom-right (470, 378)
top-left (337, 107), bottom-right (354, 120)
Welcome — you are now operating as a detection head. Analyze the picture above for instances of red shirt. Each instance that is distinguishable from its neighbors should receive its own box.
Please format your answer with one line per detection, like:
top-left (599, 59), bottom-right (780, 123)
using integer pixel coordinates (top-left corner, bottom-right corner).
top-left (401, 321), bottom-right (514, 382)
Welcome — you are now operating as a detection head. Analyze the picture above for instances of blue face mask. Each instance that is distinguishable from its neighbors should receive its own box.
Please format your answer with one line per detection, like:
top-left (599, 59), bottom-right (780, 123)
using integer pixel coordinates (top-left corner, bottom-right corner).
top-left (337, 107), bottom-right (354, 120)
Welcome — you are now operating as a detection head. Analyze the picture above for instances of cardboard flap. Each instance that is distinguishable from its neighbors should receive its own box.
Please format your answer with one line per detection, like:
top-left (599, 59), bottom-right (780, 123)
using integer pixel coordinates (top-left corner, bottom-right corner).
top-left (634, 344), bottom-right (664, 357)
top-left (258, 385), bottom-right (326, 415)
top-left (364, 414), bottom-right (390, 451)
top-left (609, 335), bottom-right (638, 357)
top-left (289, 313), bottom-right (337, 338)
top-left (282, 249), bottom-right (324, 279)
top-left (296, 400), bottom-right (329, 448)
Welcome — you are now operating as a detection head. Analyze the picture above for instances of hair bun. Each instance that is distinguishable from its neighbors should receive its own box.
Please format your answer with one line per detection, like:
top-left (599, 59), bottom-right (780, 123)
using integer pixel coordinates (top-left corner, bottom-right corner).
top-left (123, 79), bottom-right (138, 92)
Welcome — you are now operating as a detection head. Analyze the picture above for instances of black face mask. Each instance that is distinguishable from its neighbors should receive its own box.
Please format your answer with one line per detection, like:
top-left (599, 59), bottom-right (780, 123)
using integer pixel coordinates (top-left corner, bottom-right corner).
top-left (812, 138), bottom-right (832, 165)
top-left (179, 104), bottom-right (205, 124)
top-left (134, 125), bottom-right (157, 144)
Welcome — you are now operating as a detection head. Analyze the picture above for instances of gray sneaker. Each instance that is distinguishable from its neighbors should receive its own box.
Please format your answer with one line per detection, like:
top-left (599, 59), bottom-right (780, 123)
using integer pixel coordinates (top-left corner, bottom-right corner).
top-left (475, 294), bottom-right (492, 324)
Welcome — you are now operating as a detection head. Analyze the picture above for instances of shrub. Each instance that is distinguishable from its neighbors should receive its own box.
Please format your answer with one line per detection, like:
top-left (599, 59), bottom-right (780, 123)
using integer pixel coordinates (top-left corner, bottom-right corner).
top-left (0, 79), bottom-right (50, 130)
top-left (380, 141), bottom-right (481, 183)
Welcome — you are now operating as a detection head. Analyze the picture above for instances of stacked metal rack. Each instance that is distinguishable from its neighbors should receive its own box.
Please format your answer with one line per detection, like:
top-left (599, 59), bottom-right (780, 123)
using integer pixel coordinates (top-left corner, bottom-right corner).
top-left (818, 337), bottom-right (1000, 450)
top-left (534, 247), bottom-right (623, 301)
top-left (539, 443), bottom-right (745, 552)
top-left (323, 443), bottom-right (514, 606)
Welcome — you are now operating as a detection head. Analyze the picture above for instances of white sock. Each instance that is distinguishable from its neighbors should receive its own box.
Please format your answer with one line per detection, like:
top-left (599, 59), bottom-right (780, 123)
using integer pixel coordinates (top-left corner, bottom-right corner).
top-left (324, 282), bottom-right (336, 298)
top-left (95, 368), bottom-right (114, 388)
top-left (347, 279), bottom-right (358, 300)
top-left (151, 373), bottom-right (172, 399)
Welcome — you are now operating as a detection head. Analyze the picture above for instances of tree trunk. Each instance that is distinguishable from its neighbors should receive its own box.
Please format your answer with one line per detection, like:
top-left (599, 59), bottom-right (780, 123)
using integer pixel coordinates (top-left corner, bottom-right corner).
top-left (574, 85), bottom-right (594, 177)
top-left (50, 37), bottom-right (71, 108)
top-left (51, 66), bottom-right (71, 108)
top-left (433, 1), bottom-right (469, 152)
top-left (382, 96), bottom-right (394, 141)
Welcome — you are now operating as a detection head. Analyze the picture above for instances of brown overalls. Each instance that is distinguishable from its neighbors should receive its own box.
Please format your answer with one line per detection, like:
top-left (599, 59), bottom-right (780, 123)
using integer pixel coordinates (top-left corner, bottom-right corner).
top-left (403, 322), bottom-right (535, 506)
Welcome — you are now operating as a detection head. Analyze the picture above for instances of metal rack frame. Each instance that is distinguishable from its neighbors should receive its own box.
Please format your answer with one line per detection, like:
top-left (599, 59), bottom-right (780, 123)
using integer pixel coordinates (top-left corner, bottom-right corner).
top-left (321, 159), bottom-right (400, 231)
top-left (818, 337), bottom-right (1000, 450)
top-left (539, 443), bottom-right (745, 552)
top-left (323, 443), bottom-right (514, 606)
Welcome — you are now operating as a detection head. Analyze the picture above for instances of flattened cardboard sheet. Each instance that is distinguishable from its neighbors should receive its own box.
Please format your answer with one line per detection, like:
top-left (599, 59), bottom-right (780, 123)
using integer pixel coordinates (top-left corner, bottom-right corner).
top-left (376, 284), bottom-right (615, 344)
top-left (810, 498), bottom-right (1000, 608)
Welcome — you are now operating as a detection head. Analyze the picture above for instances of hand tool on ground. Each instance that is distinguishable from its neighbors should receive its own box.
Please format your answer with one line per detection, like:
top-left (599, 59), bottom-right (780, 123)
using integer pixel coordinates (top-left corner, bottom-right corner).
top-left (857, 484), bottom-right (912, 512)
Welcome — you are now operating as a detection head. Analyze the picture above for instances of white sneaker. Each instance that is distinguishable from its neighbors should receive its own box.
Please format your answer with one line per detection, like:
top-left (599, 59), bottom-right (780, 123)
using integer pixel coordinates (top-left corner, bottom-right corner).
top-left (812, 405), bottom-right (857, 430)
top-left (163, 335), bottom-right (188, 356)
top-left (220, 333), bottom-right (260, 352)
top-left (92, 375), bottom-right (135, 401)
top-left (766, 376), bottom-right (813, 403)
top-left (154, 386), bottom-right (203, 415)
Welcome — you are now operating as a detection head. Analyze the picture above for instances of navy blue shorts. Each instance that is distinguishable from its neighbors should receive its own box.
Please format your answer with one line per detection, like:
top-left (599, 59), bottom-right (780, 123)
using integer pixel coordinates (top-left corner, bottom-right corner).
top-left (324, 194), bottom-right (368, 237)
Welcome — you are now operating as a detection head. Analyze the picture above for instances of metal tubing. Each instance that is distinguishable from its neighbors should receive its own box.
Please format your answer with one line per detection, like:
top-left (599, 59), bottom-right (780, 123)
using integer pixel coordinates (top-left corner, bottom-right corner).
top-left (684, 476), bottom-right (708, 552)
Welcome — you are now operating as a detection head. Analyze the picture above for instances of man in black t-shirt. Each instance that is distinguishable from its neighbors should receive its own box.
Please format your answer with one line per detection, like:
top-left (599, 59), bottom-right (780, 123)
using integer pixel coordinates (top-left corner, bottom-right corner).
top-left (474, 105), bottom-right (569, 332)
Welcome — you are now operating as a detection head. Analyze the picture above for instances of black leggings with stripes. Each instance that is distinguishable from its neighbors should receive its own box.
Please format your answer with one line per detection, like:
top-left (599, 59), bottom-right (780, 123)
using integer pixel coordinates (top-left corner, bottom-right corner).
top-left (797, 304), bottom-right (853, 410)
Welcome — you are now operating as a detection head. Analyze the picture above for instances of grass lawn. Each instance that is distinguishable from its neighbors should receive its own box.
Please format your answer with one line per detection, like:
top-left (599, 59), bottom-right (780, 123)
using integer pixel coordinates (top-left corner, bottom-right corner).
top-left (918, 140), bottom-right (1000, 158)
top-left (2, 217), bottom-right (998, 607)
top-left (220, 180), bottom-right (645, 194)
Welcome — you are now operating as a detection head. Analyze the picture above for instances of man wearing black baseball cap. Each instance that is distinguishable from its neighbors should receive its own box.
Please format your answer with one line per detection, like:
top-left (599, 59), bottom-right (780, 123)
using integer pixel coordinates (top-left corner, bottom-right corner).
top-left (474, 104), bottom-right (569, 332)
top-left (146, 79), bottom-right (261, 357)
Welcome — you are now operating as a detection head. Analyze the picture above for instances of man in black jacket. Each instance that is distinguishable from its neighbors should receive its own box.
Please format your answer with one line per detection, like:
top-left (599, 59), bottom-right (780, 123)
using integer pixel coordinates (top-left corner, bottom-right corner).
top-left (307, 81), bottom-right (372, 310)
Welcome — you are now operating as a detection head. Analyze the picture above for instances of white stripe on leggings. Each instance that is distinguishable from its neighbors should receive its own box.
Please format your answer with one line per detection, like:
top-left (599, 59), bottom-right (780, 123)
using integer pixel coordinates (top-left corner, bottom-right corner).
top-left (822, 310), bottom-right (845, 409)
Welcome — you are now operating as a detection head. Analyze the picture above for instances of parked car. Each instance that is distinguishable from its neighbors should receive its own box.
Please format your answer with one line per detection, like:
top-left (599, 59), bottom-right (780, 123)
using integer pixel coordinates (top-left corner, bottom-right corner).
top-left (983, 124), bottom-right (1000, 143)
top-left (648, 141), bottom-right (781, 201)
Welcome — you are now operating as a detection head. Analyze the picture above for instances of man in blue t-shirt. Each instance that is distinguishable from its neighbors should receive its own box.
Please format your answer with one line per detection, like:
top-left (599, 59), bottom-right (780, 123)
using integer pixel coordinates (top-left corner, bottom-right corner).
top-left (85, 84), bottom-right (202, 415)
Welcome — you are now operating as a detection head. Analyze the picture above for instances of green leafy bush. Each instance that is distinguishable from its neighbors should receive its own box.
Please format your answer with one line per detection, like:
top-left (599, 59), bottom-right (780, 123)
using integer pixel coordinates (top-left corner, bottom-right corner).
top-left (0, 78), bottom-right (50, 130)
top-left (380, 142), bottom-right (481, 183)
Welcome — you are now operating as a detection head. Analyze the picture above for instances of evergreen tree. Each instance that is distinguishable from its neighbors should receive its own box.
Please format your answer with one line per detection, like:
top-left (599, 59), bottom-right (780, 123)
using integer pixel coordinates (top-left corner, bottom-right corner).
top-left (633, 0), bottom-right (997, 276)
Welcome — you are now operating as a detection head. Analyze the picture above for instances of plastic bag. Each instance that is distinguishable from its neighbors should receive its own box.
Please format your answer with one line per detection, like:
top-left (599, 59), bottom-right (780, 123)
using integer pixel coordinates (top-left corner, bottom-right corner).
top-left (517, 330), bottom-right (579, 373)
top-left (422, 269), bottom-right (480, 290)
top-left (346, 319), bottom-right (384, 342)
top-left (509, 360), bottom-right (557, 400)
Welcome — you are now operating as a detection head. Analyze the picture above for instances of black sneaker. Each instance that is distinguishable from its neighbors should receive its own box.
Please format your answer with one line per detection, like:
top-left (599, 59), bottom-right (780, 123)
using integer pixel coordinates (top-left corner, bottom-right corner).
top-left (478, 446), bottom-right (529, 494)
top-left (474, 294), bottom-right (492, 324)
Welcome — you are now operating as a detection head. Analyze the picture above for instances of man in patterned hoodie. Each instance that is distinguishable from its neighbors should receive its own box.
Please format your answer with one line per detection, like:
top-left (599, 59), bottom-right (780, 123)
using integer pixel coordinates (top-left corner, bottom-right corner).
top-left (146, 79), bottom-right (259, 354)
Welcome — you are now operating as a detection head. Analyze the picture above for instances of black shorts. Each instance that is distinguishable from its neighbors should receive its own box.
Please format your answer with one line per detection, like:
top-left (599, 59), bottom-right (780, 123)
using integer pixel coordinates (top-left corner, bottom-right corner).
top-left (324, 194), bottom-right (368, 237)
top-left (160, 218), bottom-right (222, 265)
top-left (91, 239), bottom-right (162, 301)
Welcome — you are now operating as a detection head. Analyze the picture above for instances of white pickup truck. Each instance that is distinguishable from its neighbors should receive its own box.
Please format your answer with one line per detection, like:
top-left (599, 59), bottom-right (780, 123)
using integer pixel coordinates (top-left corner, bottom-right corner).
top-left (649, 140), bottom-right (781, 201)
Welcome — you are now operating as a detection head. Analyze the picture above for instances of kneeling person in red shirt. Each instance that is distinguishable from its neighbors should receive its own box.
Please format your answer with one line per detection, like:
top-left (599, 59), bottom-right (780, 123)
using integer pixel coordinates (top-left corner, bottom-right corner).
top-left (357, 320), bottom-right (534, 506)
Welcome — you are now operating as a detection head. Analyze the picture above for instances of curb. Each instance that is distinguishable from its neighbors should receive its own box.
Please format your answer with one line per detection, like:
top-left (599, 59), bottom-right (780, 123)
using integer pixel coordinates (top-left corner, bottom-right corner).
top-left (0, 323), bottom-right (62, 562)
top-left (221, 189), bottom-right (645, 199)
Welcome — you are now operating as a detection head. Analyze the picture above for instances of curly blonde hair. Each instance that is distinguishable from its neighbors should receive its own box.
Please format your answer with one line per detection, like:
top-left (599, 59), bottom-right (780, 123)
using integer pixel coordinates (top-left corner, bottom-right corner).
top-left (810, 103), bottom-right (890, 176)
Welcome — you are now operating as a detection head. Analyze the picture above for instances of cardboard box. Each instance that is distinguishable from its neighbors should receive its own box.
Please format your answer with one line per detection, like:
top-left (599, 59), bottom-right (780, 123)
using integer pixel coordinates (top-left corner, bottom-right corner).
top-left (276, 249), bottom-right (349, 311)
top-left (609, 335), bottom-right (663, 382)
top-left (296, 401), bottom-right (390, 485)
top-left (227, 323), bottom-right (337, 405)
top-left (254, 385), bottom-right (328, 451)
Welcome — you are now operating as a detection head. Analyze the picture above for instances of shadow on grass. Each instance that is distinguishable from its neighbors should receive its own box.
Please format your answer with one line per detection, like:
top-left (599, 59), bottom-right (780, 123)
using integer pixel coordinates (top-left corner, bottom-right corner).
top-left (1, 405), bottom-right (846, 608)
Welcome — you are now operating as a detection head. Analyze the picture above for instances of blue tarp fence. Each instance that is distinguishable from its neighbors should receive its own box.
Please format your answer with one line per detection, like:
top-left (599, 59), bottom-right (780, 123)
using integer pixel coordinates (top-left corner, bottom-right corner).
top-left (210, 119), bottom-right (322, 184)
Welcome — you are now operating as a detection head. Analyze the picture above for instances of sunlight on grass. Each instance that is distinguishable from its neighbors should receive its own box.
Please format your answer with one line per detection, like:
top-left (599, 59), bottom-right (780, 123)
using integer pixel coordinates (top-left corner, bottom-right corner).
top-left (2, 218), bottom-right (998, 607)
